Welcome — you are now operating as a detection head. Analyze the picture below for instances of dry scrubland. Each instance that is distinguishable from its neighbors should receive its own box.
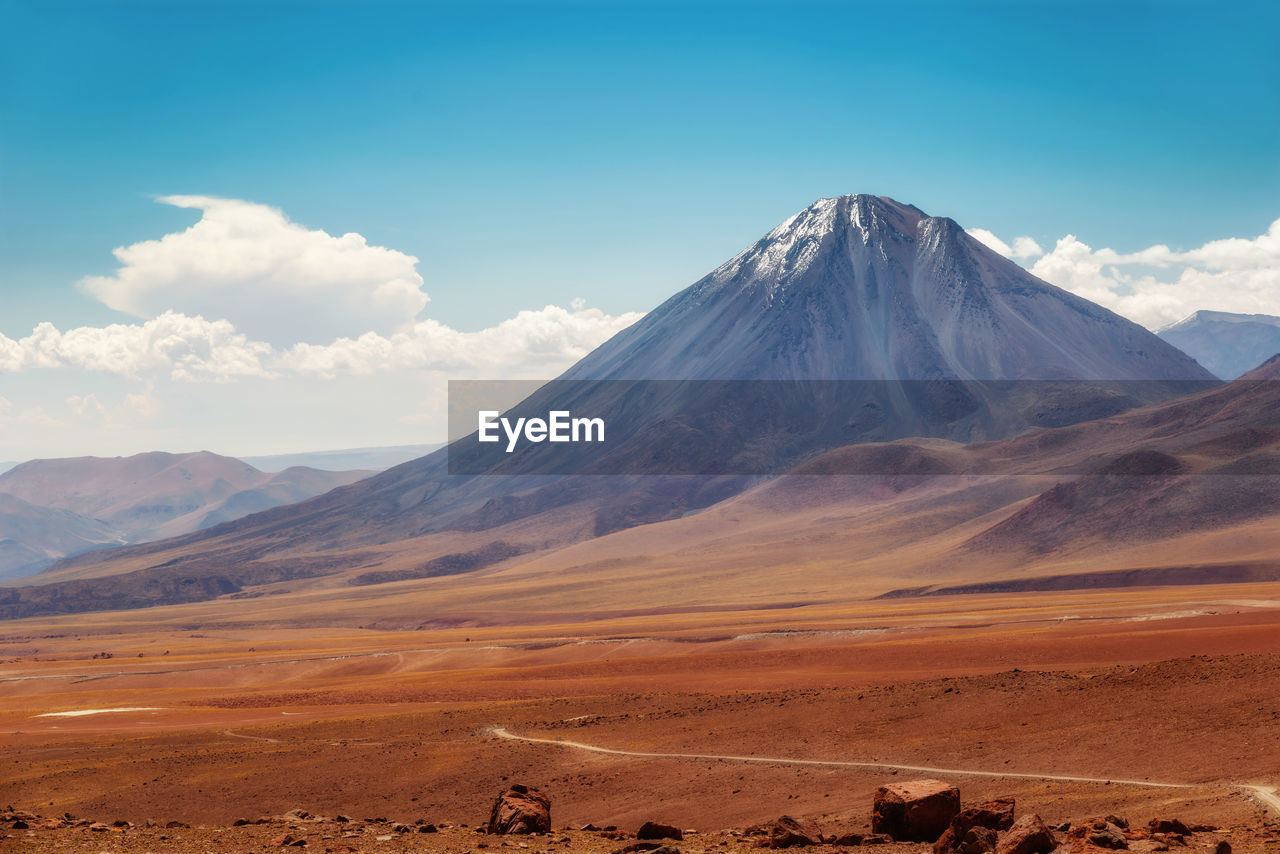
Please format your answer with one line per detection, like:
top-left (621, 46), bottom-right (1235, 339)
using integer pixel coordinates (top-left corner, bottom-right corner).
top-left (4, 583), bottom-right (1280, 851)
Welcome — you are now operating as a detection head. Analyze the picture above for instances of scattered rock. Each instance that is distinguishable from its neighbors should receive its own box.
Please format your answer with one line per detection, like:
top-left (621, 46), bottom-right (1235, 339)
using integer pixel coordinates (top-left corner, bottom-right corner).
top-left (11, 820), bottom-right (27, 830)
top-left (612, 843), bottom-right (662, 854)
top-left (419, 823), bottom-right (438, 833)
top-left (861, 834), bottom-right (891, 845)
top-left (873, 779), bottom-right (960, 843)
top-left (88, 823), bottom-right (110, 832)
top-left (637, 821), bottom-right (684, 841)
top-left (1147, 818), bottom-right (1189, 836)
top-left (956, 826), bottom-right (997, 853)
top-left (272, 832), bottom-right (307, 847)
top-left (829, 831), bottom-right (863, 846)
top-left (758, 816), bottom-right (823, 848)
top-left (935, 798), bottom-right (1016, 853)
top-left (1081, 819), bottom-right (1128, 850)
top-left (1129, 841), bottom-right (1170, 853)
top-left (1105, 815), bottom-right (1130, 830)
top-left (487, 785), bottom-right (551, 835)
top-left (994, 815), bottom-right (1056, 854)
top-left (1214, 841), bottom-right (1232, 854)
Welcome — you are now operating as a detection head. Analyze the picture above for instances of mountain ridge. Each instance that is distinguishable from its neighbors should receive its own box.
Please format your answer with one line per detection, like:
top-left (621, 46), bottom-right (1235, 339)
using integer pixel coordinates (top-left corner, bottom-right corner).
top-left (0, 451), bottom-right (371, 580)
top-left (1157, 309), bottom-right (1280, 379)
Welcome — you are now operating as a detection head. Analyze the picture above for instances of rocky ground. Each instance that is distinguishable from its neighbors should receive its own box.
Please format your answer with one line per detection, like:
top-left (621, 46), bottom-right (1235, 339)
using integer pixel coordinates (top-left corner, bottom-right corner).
top-left (2, 792), bottom-right (1275, 854)
top-left (6, 602), bottom-right (1280, 853)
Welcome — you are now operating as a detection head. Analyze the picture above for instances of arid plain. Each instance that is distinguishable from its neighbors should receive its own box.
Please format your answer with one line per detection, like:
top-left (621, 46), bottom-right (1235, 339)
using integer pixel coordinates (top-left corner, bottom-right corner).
top-left (5, 576), bottom-right (1280, 852)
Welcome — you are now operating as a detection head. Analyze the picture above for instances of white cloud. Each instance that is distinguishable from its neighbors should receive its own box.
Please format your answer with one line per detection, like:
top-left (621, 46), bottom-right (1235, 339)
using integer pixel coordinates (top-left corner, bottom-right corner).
top-left (281, 304), bottom-right (644, 378)
top-left (0, 312), bottom-right (273, 381)
top-left (122, 384), bottom-right (160, 420)
top-left (1021, 217), bottom-right (1280, 329)
top-left (1010, 236), bottom-right (1045, 259)
top-left (79, 196), bottom-right (429, 344)
top-left (66, 393), bottom-right (108, 420)
top-left (968, 229), bottom-right (1044, 261)
top-left (3, 195), bottom-right (649, 458)
top-left (0, 305), bottom-right (641, 384)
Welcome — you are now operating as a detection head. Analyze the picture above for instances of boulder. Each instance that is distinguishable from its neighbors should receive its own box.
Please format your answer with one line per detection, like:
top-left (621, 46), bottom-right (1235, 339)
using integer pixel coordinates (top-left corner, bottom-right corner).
top-left (872, 779), bottom-right (960, 842)
top-left (637, 822), bottom-right (683, 841)
top-left (487, 784), bottom-right (551, 835)
top-left (1083, 819), bottom-right (1128, 850)
top-left (1147, 818), bottom-right (1189, 836)
top-left (934, 798), bottom-right (1016, 853)
top-left (957, 826), bottom-right (998, 853)
top-left (1128, 842), bottom-right (1170, 853)
top-left (764, 816), bottom-right (823, 848)
top-left (994, 815), bottom-right (1056, 854)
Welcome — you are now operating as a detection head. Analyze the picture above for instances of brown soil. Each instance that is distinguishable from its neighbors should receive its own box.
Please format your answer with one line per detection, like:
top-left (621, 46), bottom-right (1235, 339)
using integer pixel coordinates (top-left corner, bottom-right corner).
top-left (4, 585), bottom-right (1280, 851)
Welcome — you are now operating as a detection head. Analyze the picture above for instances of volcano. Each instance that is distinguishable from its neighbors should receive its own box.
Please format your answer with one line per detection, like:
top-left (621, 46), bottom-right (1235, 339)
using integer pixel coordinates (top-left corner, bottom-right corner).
top-left (567, 195), bottom-right (1208, 383)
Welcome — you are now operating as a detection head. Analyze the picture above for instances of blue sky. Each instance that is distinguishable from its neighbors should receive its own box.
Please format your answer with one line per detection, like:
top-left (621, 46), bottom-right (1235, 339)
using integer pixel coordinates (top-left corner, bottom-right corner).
top-left (1, 0), bottom-right (1278, 457)
top-left (4, 0), bottom-right (1278, 332)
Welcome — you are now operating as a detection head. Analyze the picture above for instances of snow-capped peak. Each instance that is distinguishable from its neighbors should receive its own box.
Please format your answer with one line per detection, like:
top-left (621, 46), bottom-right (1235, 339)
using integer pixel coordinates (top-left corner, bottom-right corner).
top-left (712, 195), bottom-right (924, 292)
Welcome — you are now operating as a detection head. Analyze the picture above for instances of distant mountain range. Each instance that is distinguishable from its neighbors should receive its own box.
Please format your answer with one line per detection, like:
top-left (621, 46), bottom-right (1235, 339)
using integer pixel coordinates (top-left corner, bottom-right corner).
top-left (1158, 310), bottom-right (1280, 379)
top-left (1, 194), bottom-right (1236, 619)
top-left (0, 451), bottom-right (370, 580)
top-left (0, 493), bottom-right (123, 581)
top-left (240, 444), bottom-right (441, 472)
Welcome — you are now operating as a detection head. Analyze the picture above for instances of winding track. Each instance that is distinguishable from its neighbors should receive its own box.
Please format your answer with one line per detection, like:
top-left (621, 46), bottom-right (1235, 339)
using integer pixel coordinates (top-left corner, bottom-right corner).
top-left (489, 726), bottom-right (1280, 816)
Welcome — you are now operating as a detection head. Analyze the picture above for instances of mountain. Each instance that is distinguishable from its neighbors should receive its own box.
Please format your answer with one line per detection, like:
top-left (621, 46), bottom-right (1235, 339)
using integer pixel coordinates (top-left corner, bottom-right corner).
top-left (1157, 309), bottom-right (1280, 379)
top-left (240, 444), bottom-right (442, 472)
top-left (0, 451), bottom-right (371, 579)
top-left (0, 494), bottom-right (123, 581)
top-left (3, 194), bottom-right (1218, 614)
top-left (566, 195), bottom-right (1208, 382)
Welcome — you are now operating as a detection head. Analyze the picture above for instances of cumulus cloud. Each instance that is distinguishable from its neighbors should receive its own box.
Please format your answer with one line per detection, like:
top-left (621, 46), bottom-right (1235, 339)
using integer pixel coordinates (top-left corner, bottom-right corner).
top-left (282, 304), bottom-right (644, 378)
top-left (66, 393), bottom-right (108, 420)
top-left (0, 305), bottom-right (642, 383)
top-left (79, 196), bottom-right (429, 344)
top-left (968, 228), bottom-right (1044, 260)
top-left (1021, 217), bottom-right (1280, 329)
top-left (0, 312), bottom-right (273, 381)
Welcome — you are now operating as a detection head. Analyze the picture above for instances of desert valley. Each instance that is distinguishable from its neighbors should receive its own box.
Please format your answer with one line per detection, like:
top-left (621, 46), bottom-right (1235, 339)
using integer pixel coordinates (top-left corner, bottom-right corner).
top-left (3, 195), bottom-right (1280, 853)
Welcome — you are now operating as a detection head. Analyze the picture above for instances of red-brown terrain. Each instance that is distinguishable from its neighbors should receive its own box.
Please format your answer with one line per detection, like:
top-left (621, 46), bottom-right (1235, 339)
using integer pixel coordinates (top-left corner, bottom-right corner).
top-left (4, 580), bottom-right (1280, 851)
